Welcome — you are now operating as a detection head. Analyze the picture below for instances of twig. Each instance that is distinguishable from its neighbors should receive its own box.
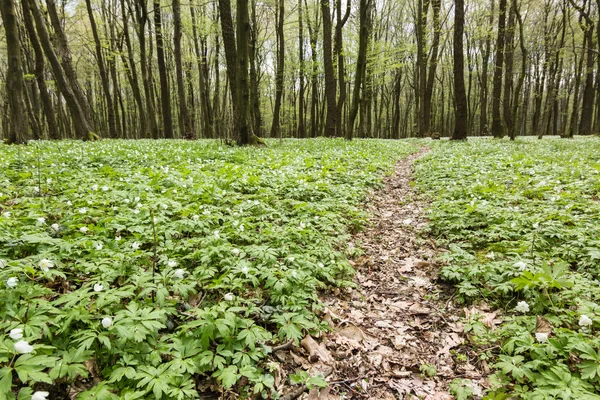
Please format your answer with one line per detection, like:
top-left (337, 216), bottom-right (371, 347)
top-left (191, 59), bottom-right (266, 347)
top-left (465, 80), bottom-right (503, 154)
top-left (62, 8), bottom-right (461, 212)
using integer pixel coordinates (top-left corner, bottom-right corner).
top-left (272, 339), bottom-right (294, 352)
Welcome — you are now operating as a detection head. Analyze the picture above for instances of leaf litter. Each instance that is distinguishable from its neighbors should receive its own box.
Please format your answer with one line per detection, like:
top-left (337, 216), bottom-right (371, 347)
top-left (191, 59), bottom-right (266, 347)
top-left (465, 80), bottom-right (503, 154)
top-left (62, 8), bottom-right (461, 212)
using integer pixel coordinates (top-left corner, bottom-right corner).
top-left (277, 149), bottom-right (488, 399)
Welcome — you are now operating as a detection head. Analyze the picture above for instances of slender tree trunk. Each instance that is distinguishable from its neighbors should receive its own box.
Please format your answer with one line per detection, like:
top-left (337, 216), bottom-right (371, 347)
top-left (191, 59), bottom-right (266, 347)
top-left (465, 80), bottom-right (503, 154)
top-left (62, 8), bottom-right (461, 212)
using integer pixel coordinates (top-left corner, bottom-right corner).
top-left (348, 0), bottom-right (369, 139)
top-left (21, 0), bottom-right (58, 139)
top-left (86, 0), bottom-right (117, 138)
top-left (298, 0), bottom-right (306, 138)
top-left (270, 0), bottom-right (285, 138)
top-left (236, 0), bottom-right (252, 144)
top-left (322, 0), bottom-right (338, 137)
top-left (452, 0), bottom-right (468, 140)
top-left (480, 0), bottom-right (495, 135)
top-left (173, 0), bottom-right (193, 139)
top-left (503, 2), bottom-right (516, 139)
top-left (334, 0), bottom-right (350, 137)
top-left (27, 0), bottom-right (96, 140)
top-left (423, 0), bottom-right (441, 137)
top-left (154, 0), bottom-right (174, 138)
top-left (491, 0), bottom-right (507, 138)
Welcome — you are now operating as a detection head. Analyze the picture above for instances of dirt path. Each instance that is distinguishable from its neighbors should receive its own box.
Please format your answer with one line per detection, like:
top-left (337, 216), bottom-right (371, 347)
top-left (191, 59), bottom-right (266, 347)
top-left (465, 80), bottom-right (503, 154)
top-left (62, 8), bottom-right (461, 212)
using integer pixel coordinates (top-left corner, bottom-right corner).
top-left (278, 149), bottom-right (485, 399)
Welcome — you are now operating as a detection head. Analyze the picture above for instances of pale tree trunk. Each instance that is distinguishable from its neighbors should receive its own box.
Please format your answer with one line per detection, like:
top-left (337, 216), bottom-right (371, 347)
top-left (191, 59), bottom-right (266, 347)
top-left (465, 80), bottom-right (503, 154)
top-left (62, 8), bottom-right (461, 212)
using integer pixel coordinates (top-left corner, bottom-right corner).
top-left (270, 0), bottom-right (285, 138)
top-left (154, 0), bottom-right (174, 138)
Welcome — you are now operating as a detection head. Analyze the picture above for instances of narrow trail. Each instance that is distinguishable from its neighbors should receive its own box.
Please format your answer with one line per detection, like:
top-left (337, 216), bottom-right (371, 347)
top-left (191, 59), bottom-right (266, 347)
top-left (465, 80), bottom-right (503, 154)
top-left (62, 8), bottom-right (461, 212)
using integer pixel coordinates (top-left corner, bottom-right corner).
top-left (278, 148), bottom-right (486, 399)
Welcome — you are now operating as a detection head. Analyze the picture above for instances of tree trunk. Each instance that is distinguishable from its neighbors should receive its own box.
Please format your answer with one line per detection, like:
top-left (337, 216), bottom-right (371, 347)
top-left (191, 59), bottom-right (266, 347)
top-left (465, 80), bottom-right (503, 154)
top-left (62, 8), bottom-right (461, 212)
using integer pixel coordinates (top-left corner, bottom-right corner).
top-left (270, 0), bottom-right (285, 138)
top-left (21, 0), bottom-right (58, 139)
top-left (173, 0), bottom-right (194, 139)
top-left (503, 2), bottom-right (515, 139)
top-left (1, 0), bottom-right (28, 144)
top-left (321, 0), bottom-right (338, 137)
top-left (154, 0), bottom-right (174, 138)
top-left (27, 0), bottom-right (96, 140)
top-left (491, 0), bottom-right (507, 138)
top-left (423, 0), bottom-right (441, 137)
top-left (452, 0), bottom-right (467, 140)
top-left (298, 0), bottom-right (306, 138)
top-left (85, 0), bottom-right (117, 138)
top-left (479, 0), bottom-right (494, 135)
top-left (348, 0), bottom-right (369, 140)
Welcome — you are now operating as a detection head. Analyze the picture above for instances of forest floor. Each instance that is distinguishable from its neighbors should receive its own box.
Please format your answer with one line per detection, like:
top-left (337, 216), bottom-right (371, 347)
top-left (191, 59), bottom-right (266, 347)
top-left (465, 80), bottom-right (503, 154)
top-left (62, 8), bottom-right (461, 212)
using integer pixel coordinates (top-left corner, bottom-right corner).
top-left (277, 148), bottom-right (488, 399)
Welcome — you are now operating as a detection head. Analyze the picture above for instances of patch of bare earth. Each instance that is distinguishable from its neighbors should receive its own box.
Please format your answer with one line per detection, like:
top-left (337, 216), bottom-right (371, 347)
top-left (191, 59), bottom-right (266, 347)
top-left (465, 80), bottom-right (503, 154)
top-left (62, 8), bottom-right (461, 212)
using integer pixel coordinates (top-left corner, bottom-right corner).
top-left (277, 148), bottom-right (495, 400)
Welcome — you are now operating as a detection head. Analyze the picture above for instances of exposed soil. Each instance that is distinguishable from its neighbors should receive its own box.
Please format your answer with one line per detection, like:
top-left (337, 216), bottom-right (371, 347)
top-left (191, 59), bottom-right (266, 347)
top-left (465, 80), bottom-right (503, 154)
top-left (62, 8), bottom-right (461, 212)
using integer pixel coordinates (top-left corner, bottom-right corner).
top-left (277, 148), bottom-right (489, 399)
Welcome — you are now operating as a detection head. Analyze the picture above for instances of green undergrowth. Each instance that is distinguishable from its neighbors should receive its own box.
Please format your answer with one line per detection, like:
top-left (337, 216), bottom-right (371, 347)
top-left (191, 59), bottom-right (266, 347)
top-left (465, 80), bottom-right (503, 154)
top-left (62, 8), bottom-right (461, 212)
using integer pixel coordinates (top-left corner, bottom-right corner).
top-left (415, 138), bottom-right (600, 399)
top-left (0, 139), bottom-right (416, 399)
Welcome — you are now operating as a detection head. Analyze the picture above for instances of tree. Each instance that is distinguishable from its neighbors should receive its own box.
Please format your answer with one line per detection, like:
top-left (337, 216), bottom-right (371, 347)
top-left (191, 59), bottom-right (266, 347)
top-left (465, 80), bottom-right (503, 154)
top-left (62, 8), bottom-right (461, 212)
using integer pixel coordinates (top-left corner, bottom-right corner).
top-left (1, 0), bottom-right (29, 144)
top-left (154, 0), bottom-right (174, 138)
top-left (173, 0), bottom-right (194, 139)
top-left (270, 0), bottom-right (285, 138)
top-left (452, 0), bottom-right (467, 140)
top-left (491, 0), bottom-right (508, 138)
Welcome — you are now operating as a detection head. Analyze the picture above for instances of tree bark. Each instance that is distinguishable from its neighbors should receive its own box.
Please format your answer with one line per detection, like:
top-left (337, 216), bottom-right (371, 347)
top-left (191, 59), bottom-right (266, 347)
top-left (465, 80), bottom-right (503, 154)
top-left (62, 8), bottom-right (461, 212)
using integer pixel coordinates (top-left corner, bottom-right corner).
top-left (270, 0), bottom-right (285, 138)
top-left (321, 0), bottom-right (338, 137)
top-left (491, 0), bottom-right (507, 138)
top-left (1, 0), bottom-right (28, 144)
top-left (154, 0), bottom-right (174, 138)
top-left (452, 0), bottom-right (468, 140)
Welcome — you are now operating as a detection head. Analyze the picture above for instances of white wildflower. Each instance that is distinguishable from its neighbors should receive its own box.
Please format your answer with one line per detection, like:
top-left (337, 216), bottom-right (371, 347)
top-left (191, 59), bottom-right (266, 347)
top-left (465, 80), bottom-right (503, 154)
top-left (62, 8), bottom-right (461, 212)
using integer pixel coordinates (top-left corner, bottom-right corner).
top-left (241, 266), bottom-right (249, 275)
top-left (535, 332), bottom-right (549, 343)
top-left (214, 230), bottom-right (220, 239)
top-left (173, 269), bottom-right (185, 279)
top-left (514, 261), bottom-right (528, 271)
top-left (101, 317), bottom-right (113, 328)
top-left (14, 340), bottom-right (34, 354)
top-left (232, 248), bottom-right (240, 256)
top-left (192, 214), bottom-right (199, 221)
top-left (485, 252), bottom-right (495, 260)
top-left (6, 277), bottom-right (18, 288)
top-left (39, 259), bottom-right (54, 272)
top-left (515, 301), bottom-right (530, 313)
top-left (131, 242), bottom-right (140, 250)
top-left (51, 223), bottom-right (60, 231)
top-left (224, 293), bottom-right (234, 301)
top-left (0, 259), bottom-right (6, 269)
top-left (133, 209), bottom-right (140, 214)
top-left (37, 217), bottom-right (46, 225)
top-left (579, 315), bottom-right (593, 327)
top-left (115, 235), bottom-right (121, 241)
top-left (9, 328), bottom-right (23, 340)
top-left (80, 227), bottom-right (89, 233)
top-left (79, 207), bottom-right (87, 214)
top-left (3, 212), bottom-right (11, 218)
top-left (93, 283), bottom-right (104, 292)
top-left (168, 260), bottom-right (177, 268)
top-left (32, 391), bottom-right (50, 400)
top-left (95, 243), bottom-right (103, 251)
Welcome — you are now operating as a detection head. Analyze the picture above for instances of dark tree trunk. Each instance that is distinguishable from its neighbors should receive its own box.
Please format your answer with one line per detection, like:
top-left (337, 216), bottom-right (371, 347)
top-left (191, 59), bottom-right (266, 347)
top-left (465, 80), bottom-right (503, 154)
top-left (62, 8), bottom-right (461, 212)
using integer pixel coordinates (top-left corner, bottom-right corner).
top-left (21, 0), bottom-right (58, 139)
top-left (321, 0), bottom-right (338, 137)
top-left (27, 0), bottom-right (96, 140)
top-left (154, 0), bottom-right (174, 138)
top-left (173, 0), bottom-right (194, 139)
top-left (270, 0), bottom-right (285, 138)
top-left (298, 0), bottom-right (306, 138)
top-left (86, 0), bottom-right (117, 138)
top-left (334, 0), bottom-right (350, 137)
top-left (423, 0), bottom-right (441, 137)
top-left (348, 0), bottom-right (369, 139)
top-left (1, 0), bottom-right (28, 144)
top-left (503, 2), bottom-right (516, 139)
top-left (491, 0), bottom-right (507, 138)
top-left (479, 0), bottom-right (495, 135)
top-left (452, 0), bottom-right (468, 140)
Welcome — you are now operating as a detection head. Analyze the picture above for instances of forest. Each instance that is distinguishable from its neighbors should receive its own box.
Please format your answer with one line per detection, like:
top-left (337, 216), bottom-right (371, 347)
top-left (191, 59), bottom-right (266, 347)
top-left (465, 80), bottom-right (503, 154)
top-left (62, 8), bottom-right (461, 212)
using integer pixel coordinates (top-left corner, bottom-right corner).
top-left (2, 0), bottom-right (600, 399)
top-left (0, 0), bottom-right (599, 144)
